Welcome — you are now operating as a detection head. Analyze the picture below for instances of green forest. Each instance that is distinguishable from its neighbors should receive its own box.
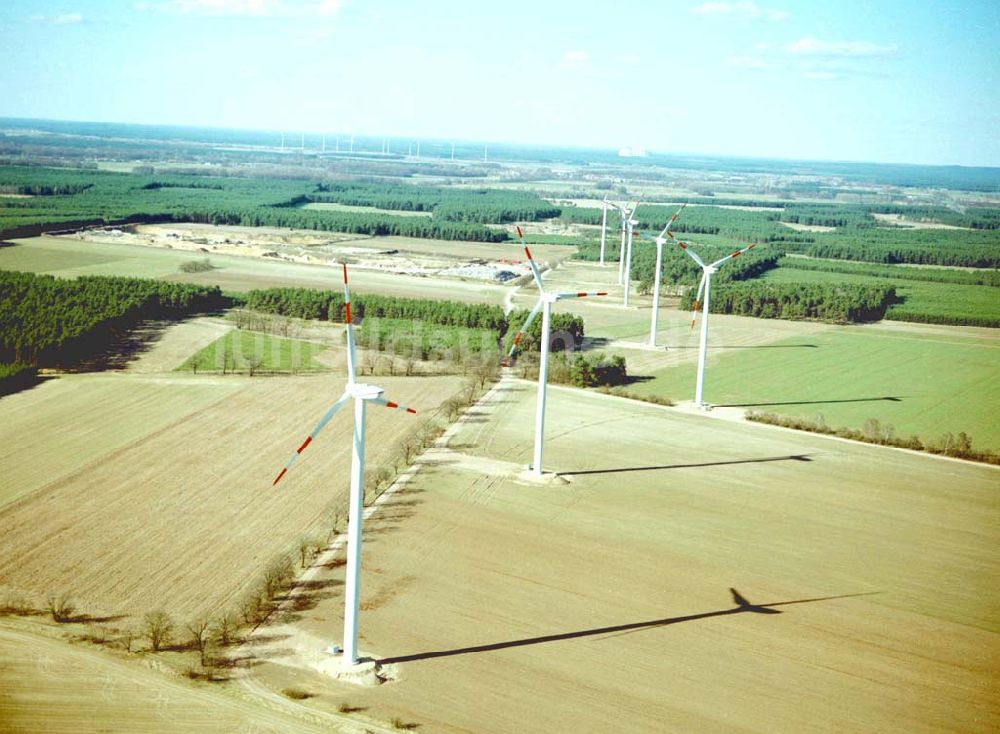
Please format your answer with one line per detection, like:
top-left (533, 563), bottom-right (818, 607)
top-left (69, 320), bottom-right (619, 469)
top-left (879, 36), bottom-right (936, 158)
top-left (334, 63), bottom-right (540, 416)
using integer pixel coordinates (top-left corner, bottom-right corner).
top-left (680, 281), bottom-right (899, 322)
top-left (0, 269), bottom-right (228, 369)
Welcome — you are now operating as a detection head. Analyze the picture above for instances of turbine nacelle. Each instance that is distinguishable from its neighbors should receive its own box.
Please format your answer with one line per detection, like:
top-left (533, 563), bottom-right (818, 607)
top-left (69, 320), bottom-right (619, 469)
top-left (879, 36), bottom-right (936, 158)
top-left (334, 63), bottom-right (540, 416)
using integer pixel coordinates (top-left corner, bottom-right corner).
top-left (347, 383), bottom-right (384, 401)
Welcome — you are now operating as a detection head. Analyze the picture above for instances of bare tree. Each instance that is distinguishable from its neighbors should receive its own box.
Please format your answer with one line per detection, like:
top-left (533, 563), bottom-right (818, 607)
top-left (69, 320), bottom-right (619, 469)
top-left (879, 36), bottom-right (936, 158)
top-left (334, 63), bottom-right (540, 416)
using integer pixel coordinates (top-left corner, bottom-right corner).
top-left (119, 626), bottom-right (136, 653)
top-left (239, 593), bottom-right (263, 626)
top-left (263, 556), bottom-right (294, 601)
top-left (247, 350), bottom-right (264, 377)
top-left (405, 358), bottom-right (415, 376)
top-left (401, 438), bottom-right (419, 465)
top-left (298, 538), bottom-right (313, 569)
top-left (144, 611), bottom-right (174, 652)
top-left (365, 350), bottom-right (378, 376)
top-left (214, 612), bottom-right (238, 647)
top-left (45, 593), bottom-right (75, 623)
top-left (186, 617), bottom-right (212, 666)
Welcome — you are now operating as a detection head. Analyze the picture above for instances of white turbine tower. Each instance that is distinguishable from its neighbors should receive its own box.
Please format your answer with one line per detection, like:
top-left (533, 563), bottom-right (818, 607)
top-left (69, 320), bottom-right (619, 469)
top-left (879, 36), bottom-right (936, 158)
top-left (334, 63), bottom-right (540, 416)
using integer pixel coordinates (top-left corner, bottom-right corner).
top-left (598, 198), bottom-right (613, 266)
top-left (674, 238), bottom-right (759, 407)
top-left (614, 201), bottom-right (638, 287)
top-left (621, 203), bottom-right (640, 308)
top-left (272, 264), bottom-right (417, 667)
top-left (645, 203), bottom-right (687, 347)
top-left (503, 228), bottom-right (607, 476)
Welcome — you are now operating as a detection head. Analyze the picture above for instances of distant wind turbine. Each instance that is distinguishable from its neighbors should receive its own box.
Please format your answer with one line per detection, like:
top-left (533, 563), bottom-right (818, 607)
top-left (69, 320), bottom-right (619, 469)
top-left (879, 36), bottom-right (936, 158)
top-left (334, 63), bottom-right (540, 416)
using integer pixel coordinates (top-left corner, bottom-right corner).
top-left (621, 202), bottom-right (640, 308)
top-left (674, 238), bottom-right (759, 407)
top-left (272, 264), bottom-right (418, 667)
top-left (504, 228), bottom-right (607, 476)
top-left (598, 198), bottom-right (613, 266)
top-left (644, 203), bottom-right (687, 347)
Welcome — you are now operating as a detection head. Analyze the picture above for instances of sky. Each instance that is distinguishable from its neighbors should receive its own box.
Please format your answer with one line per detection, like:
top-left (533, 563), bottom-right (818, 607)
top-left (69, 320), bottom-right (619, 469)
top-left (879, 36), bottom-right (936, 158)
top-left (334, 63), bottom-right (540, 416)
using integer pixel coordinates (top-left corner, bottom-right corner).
top-left (0, 0), bottom-right (997, 167)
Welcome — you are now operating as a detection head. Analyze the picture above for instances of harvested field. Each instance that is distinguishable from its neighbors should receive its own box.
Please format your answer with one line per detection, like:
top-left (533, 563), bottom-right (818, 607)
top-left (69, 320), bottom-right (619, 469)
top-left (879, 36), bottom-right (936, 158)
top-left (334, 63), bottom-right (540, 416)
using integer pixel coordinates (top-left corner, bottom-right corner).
top-left (0, 372), bottom-right (464, 621)
top-left (0, 621), bottom-right (332, 733)
top-left (0, 232), bottom-right (563, 304)
top-left (242, 376), bottom-right (999, 733)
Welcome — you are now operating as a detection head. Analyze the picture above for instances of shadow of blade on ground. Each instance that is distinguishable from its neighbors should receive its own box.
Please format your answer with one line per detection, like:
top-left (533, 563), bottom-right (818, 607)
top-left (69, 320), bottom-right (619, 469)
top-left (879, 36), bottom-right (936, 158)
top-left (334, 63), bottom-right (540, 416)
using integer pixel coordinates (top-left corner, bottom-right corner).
top-left (377, 590), bottom-right (879, 665)
top-left (558, 454), bottom-right (813, 477)
top-left (718, 396), bottom-right (904, 408)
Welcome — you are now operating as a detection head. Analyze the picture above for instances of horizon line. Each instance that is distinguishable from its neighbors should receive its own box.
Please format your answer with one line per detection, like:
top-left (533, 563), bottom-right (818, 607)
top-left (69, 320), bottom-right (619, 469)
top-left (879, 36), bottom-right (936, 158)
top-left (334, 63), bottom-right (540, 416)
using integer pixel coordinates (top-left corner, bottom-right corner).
top-left (2, 115), bottom-right (998, 173)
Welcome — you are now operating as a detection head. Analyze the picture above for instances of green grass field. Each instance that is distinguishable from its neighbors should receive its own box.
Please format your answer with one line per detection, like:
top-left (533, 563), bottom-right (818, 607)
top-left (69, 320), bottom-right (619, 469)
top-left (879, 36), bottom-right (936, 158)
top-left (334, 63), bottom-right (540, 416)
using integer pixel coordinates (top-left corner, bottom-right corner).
top-left (626, 324), bottom-right (1000, 451)
top-left (761, 266), bottom-right (1000, 325)
top-left (358, 317), bottom-right (500, 362)
top-left (178, 330), bottom-right (330, 373)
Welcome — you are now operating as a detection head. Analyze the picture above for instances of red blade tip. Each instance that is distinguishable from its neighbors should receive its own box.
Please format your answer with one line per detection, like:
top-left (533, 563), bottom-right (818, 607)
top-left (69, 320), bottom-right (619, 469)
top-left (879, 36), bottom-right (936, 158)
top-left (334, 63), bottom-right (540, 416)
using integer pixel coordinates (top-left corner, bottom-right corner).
top-left (297, 436), bottom-right (312, 453)
top-left (524, 246), bottom-right (533, 260)
top-left (273, 468), bottom-right (288, 486)
top-left (342, 263), bottom-right (348, 283)
top-left (516, 225), bottom-right (523, 240)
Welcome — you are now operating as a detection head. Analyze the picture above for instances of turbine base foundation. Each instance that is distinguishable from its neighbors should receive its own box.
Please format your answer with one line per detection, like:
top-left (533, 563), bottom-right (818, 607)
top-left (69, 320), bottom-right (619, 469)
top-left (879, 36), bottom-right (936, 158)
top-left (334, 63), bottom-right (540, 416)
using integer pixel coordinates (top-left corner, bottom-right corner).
top-left (314, 649), bottom-right (398, 686)
top-left (517, 468), bottom-right (571, 485)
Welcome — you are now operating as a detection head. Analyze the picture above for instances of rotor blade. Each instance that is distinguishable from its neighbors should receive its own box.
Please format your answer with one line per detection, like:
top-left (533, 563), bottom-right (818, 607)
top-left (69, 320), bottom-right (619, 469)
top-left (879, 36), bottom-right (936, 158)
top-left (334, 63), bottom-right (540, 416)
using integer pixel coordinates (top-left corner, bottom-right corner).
top-left (675, 239), bottom-right (706, 268)
top-left (516, 227), bottom-right (546, 291)
top-left (710, 242), bottom-right (757, 269)
top-left (502, 298), bottom-right (544, 365)
top-left (342, 263), bottom-right (357, 383)
top-left (657, 203), bottom-right (687, 239)
top-left (555, 290), bottom-right (608, 301)
top-left (690, 273), bottom-right (708, 330)
top-left (272, 391), bottom-right (351, 486)
top-left (372, 396), bottom-right (417, 415)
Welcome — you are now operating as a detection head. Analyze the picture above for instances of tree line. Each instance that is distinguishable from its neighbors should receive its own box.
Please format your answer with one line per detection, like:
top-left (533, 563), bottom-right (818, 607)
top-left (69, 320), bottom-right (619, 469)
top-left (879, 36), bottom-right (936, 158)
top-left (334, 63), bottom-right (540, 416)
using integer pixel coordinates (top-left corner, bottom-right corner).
top-left (243, 286), bottom-right (590, 356)
top-left (311, 182), bottom-right (560, 223)
top-left (0, 270), bottom-right (229, 367)
top-left (680, 281), bottom-right (898, 322)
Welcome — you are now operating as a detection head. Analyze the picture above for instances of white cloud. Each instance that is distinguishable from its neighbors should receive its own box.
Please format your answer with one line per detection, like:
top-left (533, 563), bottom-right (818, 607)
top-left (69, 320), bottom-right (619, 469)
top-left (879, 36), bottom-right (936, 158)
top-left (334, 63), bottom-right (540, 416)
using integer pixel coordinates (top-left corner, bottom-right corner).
top-left (26, 11), bottom-right (85, 24)
top-left (563, 50), bottom-right (589, 64)
top-left (690, 2), bottom-right (788, 21)
top-left (803, 71), bottom-right (838, 81)
top-left (786, 37), bottom-right (897, 57)
top-left (135, 0), bottom-right (342, 17)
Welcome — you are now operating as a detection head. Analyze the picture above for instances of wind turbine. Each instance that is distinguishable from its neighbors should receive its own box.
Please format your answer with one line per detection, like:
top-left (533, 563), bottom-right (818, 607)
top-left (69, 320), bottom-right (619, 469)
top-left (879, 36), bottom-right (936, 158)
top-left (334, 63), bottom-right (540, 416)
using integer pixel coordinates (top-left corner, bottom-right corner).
top-left (598, 198), bottom-right (613, 266)
top-left (674, 238), bottom-right (759, 407)
top-left (621, 203), bottom-right (640, 308)
top-left (614, 201), bottom-right (638, 287)
top-left (503, 227), bottom-right (607, 476)
top-left (272, 264), bottom-right (417, 667)
top-left (645, 203), bottom-right (687, 347)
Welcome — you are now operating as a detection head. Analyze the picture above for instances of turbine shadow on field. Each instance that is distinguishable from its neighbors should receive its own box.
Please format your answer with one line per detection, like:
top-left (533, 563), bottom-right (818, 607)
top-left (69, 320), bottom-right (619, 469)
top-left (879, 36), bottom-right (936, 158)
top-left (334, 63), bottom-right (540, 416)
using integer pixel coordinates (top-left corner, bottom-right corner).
top-left (559, 454), bottom-right (812, 477)
top-left (718, 396), bottom-right (903, 408)
top-left (377, 589), bottom-right (879, 665)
